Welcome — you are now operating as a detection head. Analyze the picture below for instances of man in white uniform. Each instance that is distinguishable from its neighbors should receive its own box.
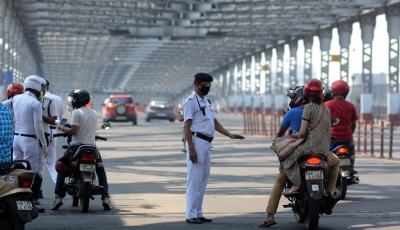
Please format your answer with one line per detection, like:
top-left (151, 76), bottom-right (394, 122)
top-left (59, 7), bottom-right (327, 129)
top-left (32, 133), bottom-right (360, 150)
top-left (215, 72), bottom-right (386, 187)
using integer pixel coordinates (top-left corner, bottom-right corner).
top-left (183, 73), bottom-right (245, 224)
top-left (2, 75), bottom-right (49, 213)
top-left (50, 89), bottom-right (112, 211)
top-left (43, 80), bottom-right (64, 184)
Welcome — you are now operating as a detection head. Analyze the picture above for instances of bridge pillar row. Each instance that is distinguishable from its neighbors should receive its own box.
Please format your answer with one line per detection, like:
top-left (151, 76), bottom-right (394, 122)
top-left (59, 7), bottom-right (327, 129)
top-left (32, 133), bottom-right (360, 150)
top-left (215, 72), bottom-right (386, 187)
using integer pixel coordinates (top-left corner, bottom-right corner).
top-left (303, 36), bottom-right (313, 82)
top-left (244, 57), bottom-right (252, 112)
top-left (319, 29), bottom-right (332, 88)
top-left (386, 7), bottom-right (400, 123)
top-left (360, 15), bottom-right (376, 121)
top-left (338, 22), bottom-right (353, 83)
top-left (275, 45), bottom-right (286, 114)
top-left (263, 49), bottom-right (273, 114)
top-left (289, 40), bottom-right (298, 87)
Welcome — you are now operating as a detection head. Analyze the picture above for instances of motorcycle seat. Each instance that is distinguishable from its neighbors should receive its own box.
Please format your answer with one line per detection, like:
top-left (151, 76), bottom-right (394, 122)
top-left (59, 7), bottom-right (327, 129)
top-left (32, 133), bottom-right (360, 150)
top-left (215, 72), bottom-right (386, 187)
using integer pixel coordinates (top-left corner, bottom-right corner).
top-left (0, 161), bottom-right (29, 175)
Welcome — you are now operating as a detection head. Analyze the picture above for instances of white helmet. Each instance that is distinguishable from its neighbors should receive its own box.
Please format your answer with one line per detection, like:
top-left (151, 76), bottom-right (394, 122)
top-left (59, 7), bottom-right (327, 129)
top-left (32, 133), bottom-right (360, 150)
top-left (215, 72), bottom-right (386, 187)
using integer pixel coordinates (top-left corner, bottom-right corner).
top-left (24, 75), bottom-right (46, 99)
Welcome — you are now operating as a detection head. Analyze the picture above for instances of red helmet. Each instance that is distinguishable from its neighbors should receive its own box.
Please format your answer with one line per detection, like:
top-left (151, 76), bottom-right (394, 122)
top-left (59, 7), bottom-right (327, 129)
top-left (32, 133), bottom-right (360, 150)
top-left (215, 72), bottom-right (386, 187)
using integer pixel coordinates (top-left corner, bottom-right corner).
top-left (304, 79), bottom-right (323, 97)
top-left (7, 83), bottom-right (24, 99)
top-left (55, 153), bottom-right (76, 177)
top-left (331, 80), bottom-right (350, 97)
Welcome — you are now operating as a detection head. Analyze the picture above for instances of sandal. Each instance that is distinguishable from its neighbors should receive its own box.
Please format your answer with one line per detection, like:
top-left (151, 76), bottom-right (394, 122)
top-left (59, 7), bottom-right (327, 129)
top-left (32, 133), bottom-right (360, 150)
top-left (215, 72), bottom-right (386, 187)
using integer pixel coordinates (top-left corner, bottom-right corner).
top-left (283, 186), bottom-right (300, 195)
top-left (258, 220), bottom-right (277, 227)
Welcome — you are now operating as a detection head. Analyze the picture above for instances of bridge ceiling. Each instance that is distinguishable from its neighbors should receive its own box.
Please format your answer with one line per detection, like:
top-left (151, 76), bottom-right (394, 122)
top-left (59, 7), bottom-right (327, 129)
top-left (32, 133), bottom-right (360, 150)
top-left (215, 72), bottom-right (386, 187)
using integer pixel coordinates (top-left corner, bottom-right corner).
top-left (12, 0), bottom-right (389, 103)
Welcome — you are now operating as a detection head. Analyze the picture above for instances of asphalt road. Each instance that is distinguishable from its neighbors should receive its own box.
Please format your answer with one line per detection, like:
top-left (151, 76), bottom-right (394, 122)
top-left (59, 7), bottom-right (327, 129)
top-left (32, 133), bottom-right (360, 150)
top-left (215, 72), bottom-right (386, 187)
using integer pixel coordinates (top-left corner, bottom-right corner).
top-left (26, 112), bottom-right (400, 230)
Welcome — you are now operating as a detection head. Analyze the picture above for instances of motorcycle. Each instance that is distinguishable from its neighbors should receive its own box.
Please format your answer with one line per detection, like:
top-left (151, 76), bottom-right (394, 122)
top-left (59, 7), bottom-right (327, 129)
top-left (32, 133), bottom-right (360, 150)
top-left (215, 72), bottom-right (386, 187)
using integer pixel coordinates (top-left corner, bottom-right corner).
top-left (282, 118), bottom-right (341, 230)
top-left (0, 160), bottom-right (38, 230)
top-left (329, 139), bottom-right (360, 200)
top-left (53, 122), bottom-right (110, 213)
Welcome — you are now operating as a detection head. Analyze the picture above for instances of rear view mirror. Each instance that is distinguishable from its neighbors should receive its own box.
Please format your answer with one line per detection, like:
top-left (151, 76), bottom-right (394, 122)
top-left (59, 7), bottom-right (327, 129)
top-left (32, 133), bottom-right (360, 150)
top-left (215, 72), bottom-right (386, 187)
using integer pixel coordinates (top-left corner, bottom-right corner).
top-left (101, 123), bottom-right (111, 130)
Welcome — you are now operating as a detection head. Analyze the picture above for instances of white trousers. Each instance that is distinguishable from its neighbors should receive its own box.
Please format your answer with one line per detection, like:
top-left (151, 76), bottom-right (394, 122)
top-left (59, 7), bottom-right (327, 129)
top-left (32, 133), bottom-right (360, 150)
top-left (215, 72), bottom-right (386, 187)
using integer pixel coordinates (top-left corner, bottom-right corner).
top-left (13, 136), bottom-right (39, 172)
top-left (45, 131), bottom-right (58, 183)
top-left (37, 144), bottom-right (45, 177)
top-left (185, 137), bottom-right (212, 219)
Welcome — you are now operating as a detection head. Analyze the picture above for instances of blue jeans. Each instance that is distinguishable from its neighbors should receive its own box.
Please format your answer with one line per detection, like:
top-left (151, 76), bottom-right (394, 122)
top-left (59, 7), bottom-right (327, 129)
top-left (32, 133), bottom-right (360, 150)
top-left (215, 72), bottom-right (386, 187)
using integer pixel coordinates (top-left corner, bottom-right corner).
top-left (55, 145), bottom-right (110, 199)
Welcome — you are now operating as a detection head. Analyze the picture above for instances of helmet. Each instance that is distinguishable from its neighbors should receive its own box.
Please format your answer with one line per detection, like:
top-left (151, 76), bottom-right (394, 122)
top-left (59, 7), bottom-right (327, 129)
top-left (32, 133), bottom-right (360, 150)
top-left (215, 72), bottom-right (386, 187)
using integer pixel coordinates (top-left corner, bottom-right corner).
top-left (23, 75), bottom-right (46, 99)
top-left (331, 80), bottom-right (350, 97)
top-left (323, 89), bottom-right (334, 102)
top-left (286, 86), bottom-right (306, 108)
top-left (68, 89), bottom-right (90, 109)
top-left (55, 153), bottom-right (75, 177)
top-left (7, 83), bottom-right (24, 99)
top-left (304, 79), bottom-right (323, 97)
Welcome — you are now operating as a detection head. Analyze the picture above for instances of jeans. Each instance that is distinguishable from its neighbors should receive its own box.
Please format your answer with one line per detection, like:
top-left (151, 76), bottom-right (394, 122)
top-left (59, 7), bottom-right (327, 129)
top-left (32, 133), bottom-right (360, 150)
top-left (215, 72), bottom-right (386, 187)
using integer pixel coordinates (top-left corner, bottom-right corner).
top-left (55, 145), bottom-right (110, 199)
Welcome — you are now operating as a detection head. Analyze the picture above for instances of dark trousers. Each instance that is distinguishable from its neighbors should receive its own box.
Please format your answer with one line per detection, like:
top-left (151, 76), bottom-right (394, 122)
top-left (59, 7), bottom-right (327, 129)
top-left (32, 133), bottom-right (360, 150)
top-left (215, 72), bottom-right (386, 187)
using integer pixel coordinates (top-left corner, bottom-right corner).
top-left (54, 145), bottom-right (110, 199)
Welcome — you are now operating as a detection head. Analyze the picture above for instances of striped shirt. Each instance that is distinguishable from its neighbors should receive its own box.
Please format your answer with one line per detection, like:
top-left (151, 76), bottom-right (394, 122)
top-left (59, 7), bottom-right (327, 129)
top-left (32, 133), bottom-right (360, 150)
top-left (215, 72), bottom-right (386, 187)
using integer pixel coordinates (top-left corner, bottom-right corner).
top-left (0, 103), bottom-right (14, 163)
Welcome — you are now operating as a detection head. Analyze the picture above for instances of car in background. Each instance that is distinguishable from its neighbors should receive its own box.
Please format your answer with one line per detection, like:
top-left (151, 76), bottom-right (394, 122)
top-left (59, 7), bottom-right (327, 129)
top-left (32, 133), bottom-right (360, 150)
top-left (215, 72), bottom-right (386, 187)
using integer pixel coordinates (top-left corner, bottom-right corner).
top-left (145, 98), bottom-right (175, 122)
top-left (102, 94), bottom-right (137, 125)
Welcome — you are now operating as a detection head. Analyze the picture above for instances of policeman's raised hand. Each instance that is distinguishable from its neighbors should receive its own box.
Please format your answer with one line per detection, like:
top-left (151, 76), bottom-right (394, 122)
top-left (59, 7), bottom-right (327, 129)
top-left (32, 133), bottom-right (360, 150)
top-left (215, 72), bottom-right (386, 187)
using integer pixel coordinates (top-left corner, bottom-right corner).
top-left (229, 133), bottom-right (245, 140)
top-left (189, 151), bottom-right (198, 164)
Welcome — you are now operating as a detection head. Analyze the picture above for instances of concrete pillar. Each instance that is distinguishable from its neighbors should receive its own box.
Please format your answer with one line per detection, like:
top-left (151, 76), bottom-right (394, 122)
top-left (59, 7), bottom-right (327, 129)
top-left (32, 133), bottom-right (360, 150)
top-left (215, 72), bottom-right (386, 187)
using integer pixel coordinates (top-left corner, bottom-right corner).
top-left (244, 57), bottom-right (253, 112)
top-left (338, 22), bottom-right (353, 83)
top-left (319, 29), bottom-right (332, 88)
top-left (386, 7), bottom-right (400, 122)
top-left (254, 53), bottom-right (262, 113)
top-left (264, 49), bottom-right (273, 114)
top-left (235, 61), bottom-right (243, 112)
top-left (275, 46), bottom-right (285, 113)
top-left (289, 40), bottom-right (298, 87)
top-left (360, 15), bottom-right (376, 121)
top-left (303, 36), bottom-right (313, 82)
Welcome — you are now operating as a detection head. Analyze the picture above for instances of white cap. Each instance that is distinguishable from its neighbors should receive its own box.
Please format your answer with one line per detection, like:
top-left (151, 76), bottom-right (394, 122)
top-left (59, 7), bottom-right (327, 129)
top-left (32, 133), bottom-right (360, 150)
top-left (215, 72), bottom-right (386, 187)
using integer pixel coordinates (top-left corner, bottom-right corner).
top-left (24, 75), bottom-right (44, 92)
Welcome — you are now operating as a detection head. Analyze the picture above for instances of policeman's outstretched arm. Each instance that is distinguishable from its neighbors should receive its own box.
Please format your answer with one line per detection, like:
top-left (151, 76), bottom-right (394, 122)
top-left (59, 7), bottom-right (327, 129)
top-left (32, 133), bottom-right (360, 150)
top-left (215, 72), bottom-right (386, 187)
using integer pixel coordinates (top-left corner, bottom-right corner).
top-left (184, 119), bottom-right (198, 164)
top-left (214, 119), bottom-right (245, 140)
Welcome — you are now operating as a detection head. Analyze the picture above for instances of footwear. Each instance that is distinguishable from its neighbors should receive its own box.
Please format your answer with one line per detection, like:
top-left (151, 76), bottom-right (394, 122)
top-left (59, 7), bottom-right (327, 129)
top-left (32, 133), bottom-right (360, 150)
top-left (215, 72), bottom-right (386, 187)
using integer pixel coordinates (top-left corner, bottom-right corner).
top-left (258, 220), bottom-right (277, 227)
top-left (281, 188), bottom-right (291, 195)
top-left (102, 198), bottom-right (112, 210)
top-left (186, 218), bottom-right (202, 224)
top-left (33, 198), bottom-right (41, 205)
top-left (198, 217), bottom-right (212, 222)
top-left (50, 198), bottom-right (63, 210)
top-left (283, 186), bottom-right (300, 195)
top-left (33, 206), bottom-right (45, 213)
top-left (351, 169), bottom-right (358, 175)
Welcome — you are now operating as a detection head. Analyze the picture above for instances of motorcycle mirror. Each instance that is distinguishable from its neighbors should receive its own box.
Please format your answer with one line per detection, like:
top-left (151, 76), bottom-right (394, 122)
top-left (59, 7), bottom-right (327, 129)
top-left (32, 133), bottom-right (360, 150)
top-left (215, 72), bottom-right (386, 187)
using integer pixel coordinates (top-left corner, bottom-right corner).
top-left (178, 110), bottom-right (183, 115)
top-left (331, 118), bottom-right (339, 127)
top-left (101, 122), bottom-right (111, 130)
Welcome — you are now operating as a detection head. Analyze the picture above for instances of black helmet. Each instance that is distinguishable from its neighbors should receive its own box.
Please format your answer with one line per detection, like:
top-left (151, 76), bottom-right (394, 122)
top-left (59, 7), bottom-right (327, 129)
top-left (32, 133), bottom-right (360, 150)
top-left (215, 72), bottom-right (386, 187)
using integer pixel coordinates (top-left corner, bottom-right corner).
top-left (323, 89), bottom-right (334, 102)
top-left (286, 86), bottom-right (307, 108)
top-left (68, 89), bottom-right (90, 109)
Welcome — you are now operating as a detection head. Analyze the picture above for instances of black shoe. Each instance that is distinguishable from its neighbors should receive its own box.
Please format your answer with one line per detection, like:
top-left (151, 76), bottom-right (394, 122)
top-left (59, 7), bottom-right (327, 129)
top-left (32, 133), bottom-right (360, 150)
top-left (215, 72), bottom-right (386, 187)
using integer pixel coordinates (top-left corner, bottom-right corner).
top-left (186, 218), bottom-right (202, 224)
top-left (39, 190), bottom-right (43, 199)
top-left (198, 217), bottom-right (212, 222)
top-left (351, 170), bottom-right (358, 175)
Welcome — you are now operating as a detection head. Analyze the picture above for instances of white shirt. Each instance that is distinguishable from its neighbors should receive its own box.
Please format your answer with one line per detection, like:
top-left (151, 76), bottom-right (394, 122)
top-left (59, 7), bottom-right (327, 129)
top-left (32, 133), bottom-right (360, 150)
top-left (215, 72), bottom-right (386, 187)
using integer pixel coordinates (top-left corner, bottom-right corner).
top-left (70, 107), bottom-right (97, 146)
top-left (41, 96), bottom-right (58, 131)
top-left (7, 91), bottom-right (42, 135)
top-left (45, 91), bottom-right (64, 119)
top-left (183, 91), bottom-right (217, 137)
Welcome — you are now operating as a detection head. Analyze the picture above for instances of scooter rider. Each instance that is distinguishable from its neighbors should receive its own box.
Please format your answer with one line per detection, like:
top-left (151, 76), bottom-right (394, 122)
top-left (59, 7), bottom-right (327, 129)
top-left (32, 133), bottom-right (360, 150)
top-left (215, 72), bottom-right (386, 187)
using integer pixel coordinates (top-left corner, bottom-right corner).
top-left (50, 89), bottom-right (112, 211)
top-left (325, 80), bottom-right (358, 175)
top-left (2, 75), bottom-right (49, 213)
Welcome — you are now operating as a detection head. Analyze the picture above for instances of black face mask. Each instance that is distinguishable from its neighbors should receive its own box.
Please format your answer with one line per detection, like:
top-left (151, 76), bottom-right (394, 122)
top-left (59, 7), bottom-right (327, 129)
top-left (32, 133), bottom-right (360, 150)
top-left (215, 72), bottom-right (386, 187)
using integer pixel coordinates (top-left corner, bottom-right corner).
top-left (199, 86), bottom-right (210, 95)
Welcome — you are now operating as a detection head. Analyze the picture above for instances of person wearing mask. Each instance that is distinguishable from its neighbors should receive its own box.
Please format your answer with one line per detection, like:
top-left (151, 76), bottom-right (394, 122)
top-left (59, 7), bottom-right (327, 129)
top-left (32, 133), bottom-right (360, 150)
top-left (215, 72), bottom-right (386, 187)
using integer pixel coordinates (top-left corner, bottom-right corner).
top-left (325, 80), bottom-right (358, 175)
top-left (259, 79), bottom-right (340, 227)
top-left (2, 75), bottom-right (49, 213)
top-left (50, 89), bottom-right (112, 211)
top-left (183, 73), bottom-right (245, 224)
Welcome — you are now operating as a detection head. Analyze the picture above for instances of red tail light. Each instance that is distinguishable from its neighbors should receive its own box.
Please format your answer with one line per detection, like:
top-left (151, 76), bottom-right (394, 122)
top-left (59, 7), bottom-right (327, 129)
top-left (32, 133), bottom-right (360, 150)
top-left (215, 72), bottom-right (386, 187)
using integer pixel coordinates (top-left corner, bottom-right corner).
top-left (81, 152), bottom-right (95, 161)
top-left (306, 157), bottom-right (321, 165)
top-left (337, 147), bottom-right (349, 153)
top-left (18, 177), bottom-right (33, 188)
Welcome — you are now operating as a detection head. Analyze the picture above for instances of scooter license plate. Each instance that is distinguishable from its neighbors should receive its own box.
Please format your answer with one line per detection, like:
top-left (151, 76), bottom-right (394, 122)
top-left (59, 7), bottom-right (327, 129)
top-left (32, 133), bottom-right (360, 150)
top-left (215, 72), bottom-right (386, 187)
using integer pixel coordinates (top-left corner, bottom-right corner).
top-left (305, 171), bottom-right (323, 180)
top-left (16, 201), bottom-right (32, 211)
top-left (340, 158), bottom-right (351, 166)
top-left (80, 164), bottom-right (96, 172)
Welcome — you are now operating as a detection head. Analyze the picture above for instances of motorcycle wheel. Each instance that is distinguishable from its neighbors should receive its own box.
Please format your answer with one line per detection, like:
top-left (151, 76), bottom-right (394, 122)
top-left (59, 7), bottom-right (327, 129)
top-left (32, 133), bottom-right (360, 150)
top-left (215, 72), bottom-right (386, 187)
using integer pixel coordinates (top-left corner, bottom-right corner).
top-left (0, 206), bottom-right (25, 230)
top-left (305, 199), bottom-right (319, 230)
top-left (336, 175), bottom-right (347, 200)
top-left (80, 181), bottom-right (91, 213)
top-left (72, 196), bottom-right (79, 207)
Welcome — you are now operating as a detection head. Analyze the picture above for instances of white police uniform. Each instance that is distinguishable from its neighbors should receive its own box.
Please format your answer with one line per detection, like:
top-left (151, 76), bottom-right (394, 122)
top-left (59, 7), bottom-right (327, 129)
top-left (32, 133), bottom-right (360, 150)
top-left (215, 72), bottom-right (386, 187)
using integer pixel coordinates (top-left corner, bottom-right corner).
top-left (37, 96), bottom-right (58, 181)
top-left (184, 91), bottom-right (217, 219)
top-left (9, 91), bottom-right (43, 172)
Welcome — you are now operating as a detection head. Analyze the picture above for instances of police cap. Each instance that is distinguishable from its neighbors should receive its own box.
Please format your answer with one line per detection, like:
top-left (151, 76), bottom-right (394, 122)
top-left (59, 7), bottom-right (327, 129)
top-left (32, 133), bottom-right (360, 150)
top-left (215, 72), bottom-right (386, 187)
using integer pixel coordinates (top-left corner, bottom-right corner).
top-left (194, 73), bottom-right (213, 82)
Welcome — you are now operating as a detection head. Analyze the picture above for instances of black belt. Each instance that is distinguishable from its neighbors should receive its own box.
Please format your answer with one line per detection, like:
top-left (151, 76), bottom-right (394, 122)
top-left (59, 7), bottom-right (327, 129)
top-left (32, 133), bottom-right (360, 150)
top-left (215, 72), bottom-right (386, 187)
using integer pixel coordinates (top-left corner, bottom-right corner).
top-left (14, 133), bottom-right (36, 138)
top-left (192, 132), bottom-right (213, 143)
top-left (49, 126), bottom-right (56, 129)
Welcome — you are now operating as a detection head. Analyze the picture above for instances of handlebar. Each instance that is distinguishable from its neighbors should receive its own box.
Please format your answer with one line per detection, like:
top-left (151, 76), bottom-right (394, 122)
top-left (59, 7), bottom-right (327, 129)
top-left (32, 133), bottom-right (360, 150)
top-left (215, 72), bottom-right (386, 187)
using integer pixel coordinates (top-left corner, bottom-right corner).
top-left (96, 135), bottom-right (107, 141)
top-left (53, 133), bottom-right (107, 141)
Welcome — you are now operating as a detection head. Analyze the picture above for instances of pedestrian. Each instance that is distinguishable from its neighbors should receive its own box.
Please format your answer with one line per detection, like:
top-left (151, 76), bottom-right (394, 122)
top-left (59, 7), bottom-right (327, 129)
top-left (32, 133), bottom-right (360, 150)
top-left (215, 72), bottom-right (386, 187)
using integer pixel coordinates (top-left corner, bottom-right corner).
top-left (43, 79), bottom-right (65, 184)
top-left (0, 103), bottom-right (13, 163)
top-left (183, 73), bottom-right (245, 224)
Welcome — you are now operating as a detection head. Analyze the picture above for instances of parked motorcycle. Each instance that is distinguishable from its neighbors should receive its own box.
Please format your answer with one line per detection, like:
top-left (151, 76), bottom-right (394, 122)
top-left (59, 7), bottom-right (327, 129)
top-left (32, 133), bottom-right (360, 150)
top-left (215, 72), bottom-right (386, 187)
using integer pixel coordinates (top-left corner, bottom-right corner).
top-left (0, 160), bottom-right (38, 230)
top-left (283, 118), bottom-right (341, 230)
top-left (53, 122), bottom-right (110, 213)
top-left (330, 139), bottom-right (360, 200)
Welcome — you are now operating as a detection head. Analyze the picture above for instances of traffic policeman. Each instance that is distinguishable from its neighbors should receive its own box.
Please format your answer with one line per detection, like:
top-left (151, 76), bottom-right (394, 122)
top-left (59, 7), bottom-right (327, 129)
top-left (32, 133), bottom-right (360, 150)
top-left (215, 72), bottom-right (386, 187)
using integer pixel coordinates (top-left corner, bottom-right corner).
top-left (183, 73), bottom-right (245, 224)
